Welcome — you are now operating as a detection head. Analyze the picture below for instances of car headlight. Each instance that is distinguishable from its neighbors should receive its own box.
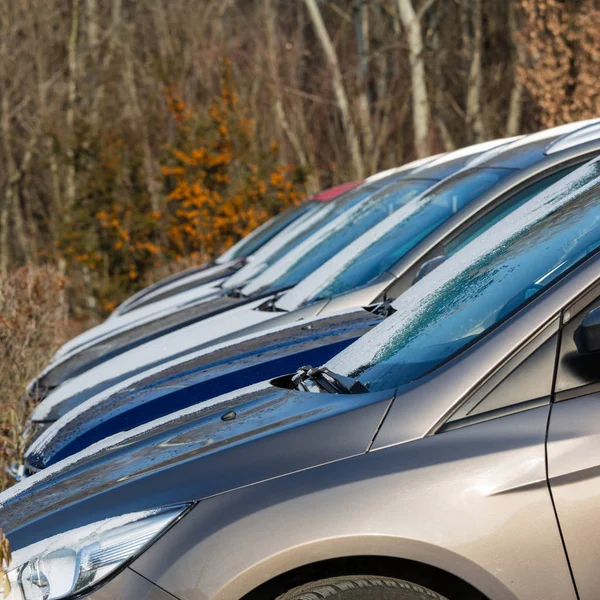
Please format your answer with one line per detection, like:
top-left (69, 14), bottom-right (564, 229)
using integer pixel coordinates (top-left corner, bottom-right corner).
top-left (5, 504), bottom-right (189, 599)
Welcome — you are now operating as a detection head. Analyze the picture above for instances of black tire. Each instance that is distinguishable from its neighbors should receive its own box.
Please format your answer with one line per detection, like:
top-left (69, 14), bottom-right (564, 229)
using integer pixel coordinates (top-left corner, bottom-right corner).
top-left (277, 575), bottom-right (449, 600)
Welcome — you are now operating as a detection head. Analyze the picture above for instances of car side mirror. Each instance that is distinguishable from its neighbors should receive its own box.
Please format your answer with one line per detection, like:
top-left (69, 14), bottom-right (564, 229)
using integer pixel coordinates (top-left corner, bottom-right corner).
top-left (574, 307), bottom-right (600, 354)
top-left (413, 255), bottom-right (446, 285)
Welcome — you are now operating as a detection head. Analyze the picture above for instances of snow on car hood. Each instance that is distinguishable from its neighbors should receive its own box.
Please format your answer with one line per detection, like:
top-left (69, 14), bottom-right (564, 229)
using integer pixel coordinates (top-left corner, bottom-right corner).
top-left (26, 309), bottom-right (380, 470)
top-left (49, 278), bottom-right (227, 366)
top-left (30, 305), bottom-right (369, 423)
top-left (33, 297), bottom-right (283, 417)
top-left (326, 157), bottom-right (600, 379)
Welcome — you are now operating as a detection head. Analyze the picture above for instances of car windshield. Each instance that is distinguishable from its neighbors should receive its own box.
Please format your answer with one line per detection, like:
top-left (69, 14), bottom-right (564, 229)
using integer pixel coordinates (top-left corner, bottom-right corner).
top-left (241, 178), bottom-right (437, 296)
top-left (225, 181), bottom-right (391, 287)
top-left (222, 201), bottom-right (321, 261)
top-left (325, 158), bottom-right (600, 392)
top-left (298, 167), bottom-right (513, 305)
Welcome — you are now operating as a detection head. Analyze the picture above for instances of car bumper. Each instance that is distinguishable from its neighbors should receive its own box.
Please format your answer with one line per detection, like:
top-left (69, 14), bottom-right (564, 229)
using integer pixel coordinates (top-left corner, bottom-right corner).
top-left (87, 567), bottom-right (176, 600)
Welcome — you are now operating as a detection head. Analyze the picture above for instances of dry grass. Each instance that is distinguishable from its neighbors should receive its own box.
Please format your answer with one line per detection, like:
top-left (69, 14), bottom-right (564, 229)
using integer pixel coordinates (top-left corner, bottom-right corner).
top-left (0, 528), bottom-right (10, 595)
top-left (0, 266), bottom-right (69, 492)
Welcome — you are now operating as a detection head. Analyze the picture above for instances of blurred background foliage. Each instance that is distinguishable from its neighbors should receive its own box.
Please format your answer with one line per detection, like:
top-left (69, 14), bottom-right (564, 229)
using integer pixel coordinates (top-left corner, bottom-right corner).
top-left (0, 0), bottom-right (598, 318)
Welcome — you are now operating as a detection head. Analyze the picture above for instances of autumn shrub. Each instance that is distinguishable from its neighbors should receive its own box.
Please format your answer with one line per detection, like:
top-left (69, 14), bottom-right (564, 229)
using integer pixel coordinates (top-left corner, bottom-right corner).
top-left (58, 62), bottom-right (305, 317)
top-left (518, 0), bottom-right (600, 127)
top-left (0, 529), bottom-right (9, 596)
top-left (161, 64), bottom-right (306, 260)
top-left (0, 266), bottom-right (69, 491)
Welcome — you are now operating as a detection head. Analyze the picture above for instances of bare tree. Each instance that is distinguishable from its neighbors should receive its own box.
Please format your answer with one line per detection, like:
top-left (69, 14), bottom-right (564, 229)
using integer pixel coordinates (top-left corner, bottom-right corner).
top-left (263, 0), bottom-right (317, 190)
top-left (65, 0), bottom-right (80, 212)
top-left (505, 0), bottom-right (524, 135)
top-left (396, 0), bottom-right (430, 157)
top-left (354, 0), bottom-right (374, 161)
top-left (304, 0), bottom-right (365, 178)
top-left (465, 0), bottom-right (486, 142)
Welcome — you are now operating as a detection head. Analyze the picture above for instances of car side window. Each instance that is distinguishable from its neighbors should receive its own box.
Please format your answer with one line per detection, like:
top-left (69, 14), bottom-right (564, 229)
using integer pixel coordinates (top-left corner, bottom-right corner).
top-left (555, 287), bottom-right (600, 398)
top-left (444, 320), bottom-right (560, 428)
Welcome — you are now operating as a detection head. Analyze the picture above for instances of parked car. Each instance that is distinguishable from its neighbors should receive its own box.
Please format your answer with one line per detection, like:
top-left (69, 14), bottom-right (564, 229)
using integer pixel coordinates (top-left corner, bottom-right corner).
top-left (32, 142), bottom-right (504, 396)
top-left (49, 180), bottom-right (365, 363)
top-left (24, 309), bottom-right (383, 467)
top-left (4, 156), bottom-right (600, 600)
top-left (30, 122), bottom-right (600, 422)
top-left (46, 161), bottom-right (435, 369)
top-left (24, 121), bottom-right (600, 470)
top-left (105, 181), bottom-right (363, 317)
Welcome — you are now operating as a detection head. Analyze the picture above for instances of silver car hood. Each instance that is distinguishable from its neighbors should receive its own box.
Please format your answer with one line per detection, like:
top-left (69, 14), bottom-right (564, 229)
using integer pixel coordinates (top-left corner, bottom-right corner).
top-left (2, 381), bottom-right (394, 547)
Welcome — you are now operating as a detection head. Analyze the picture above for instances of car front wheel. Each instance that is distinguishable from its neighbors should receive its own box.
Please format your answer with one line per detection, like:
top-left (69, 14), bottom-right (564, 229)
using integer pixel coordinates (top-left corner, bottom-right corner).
top-left (277, 575), bottom-right (449, 599)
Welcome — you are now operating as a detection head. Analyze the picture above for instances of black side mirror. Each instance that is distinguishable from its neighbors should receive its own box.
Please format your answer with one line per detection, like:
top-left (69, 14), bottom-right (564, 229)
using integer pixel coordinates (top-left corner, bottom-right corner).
top-left (574, 307), bottom-right (600, 354)
top-left (413, 255), bottom-right (446, 285)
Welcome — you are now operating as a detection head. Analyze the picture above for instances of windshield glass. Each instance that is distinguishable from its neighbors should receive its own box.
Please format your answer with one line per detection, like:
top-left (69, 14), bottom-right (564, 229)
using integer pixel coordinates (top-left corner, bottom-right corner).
top-left (256, 184), bottom-right (389, 267)
top-left (242, 178), bottom-right (437, 296)
top-left (224, 201), bottom-right (320, 260)
top-left (302, 168), bottom-right (513, 304)
top-left (325, 158), bottom-right (600, 392)
top-left (225, 182), bottom-right (391, 287)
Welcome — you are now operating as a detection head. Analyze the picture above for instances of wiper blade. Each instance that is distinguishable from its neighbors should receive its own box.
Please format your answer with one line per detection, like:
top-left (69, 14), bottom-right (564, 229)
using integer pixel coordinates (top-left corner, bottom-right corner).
top-left (291, 365), bottom-right (368, 394)
top-left (366, 297), bottom-right (396, 318)
top-left (226, 286), bottom-right (247, 298)
top-left (257, 292), bottom-right (287, 312)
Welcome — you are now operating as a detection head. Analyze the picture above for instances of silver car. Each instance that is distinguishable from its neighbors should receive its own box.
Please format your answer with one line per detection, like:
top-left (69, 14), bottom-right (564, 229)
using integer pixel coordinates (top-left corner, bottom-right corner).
top-left (2, 158), bottom-right (600, 600)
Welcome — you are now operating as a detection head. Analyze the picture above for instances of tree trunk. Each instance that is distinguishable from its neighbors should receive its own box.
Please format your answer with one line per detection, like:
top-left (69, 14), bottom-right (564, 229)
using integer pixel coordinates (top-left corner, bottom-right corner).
top-left (354, 0), bottom-right (374, 162)
top-left (65, 0), bottom-right (80, 213)
top-left (506, 0), bottom-right (524, 136)
top-left (465, 0), bottom-right (486, 142)
top-left (304, 0), bottom-right (365, 178)
top-left (263, 0), bottom-right (317, 191)
top-left (431, 28), bottom-right (455, 151)
top-left (123, 25), bottom-right (162, 212)
top-left (396, 0), bottom-right (431, 157)
top-left (86, 0), bottom-right (100, 127)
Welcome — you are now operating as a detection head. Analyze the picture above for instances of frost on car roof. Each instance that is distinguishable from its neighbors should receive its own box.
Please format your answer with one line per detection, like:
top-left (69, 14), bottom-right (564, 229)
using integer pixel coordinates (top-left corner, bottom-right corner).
top-left (325, 157), bottom-right (600, 386)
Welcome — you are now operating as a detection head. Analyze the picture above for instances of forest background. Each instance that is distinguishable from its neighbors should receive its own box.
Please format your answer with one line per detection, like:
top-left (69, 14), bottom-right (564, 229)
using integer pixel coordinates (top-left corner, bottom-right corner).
top-left (0, 0), bottom-right (598, 316)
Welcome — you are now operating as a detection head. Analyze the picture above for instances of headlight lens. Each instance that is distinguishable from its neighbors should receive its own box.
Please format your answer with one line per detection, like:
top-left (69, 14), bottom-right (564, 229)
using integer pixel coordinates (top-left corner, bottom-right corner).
top-left (5, 505), bottom-right (188, 599)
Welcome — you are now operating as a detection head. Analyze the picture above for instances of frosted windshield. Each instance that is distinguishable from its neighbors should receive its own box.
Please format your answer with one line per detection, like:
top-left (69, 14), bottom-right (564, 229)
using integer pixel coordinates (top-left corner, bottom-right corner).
top-left (242, 178), bottom-right (436, 296)
top-left (220, 201), bottom-right (320, 261)
top-left (326, 158), bottom-right (600, 392)
top-left (300, 168), bottom-right (512, 305)
top-left (226, 182), bottom-right (388, 287)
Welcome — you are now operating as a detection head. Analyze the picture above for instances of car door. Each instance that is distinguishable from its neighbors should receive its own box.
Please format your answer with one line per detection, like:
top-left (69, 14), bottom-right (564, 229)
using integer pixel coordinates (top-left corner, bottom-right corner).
top-left (547, 281), bottom-right (600, 600)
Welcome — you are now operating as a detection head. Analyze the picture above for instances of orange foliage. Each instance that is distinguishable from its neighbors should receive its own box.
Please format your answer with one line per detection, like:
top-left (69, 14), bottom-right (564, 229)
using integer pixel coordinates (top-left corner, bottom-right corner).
top-left (162, 63), bottom-right (305, 261)
top-left (57, 62), bottom-right (306, 316)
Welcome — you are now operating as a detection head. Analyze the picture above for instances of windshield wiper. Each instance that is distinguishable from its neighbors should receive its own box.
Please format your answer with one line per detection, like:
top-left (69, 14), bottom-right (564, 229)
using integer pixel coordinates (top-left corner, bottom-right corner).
top-left (257, 292), bottom-right (287, 312)
top-left (366, 295), bottom-right (397, 318)
top-left (226, 286), bottom-right (247, 298)
top-left (291, 365), bottom-right (368, 394)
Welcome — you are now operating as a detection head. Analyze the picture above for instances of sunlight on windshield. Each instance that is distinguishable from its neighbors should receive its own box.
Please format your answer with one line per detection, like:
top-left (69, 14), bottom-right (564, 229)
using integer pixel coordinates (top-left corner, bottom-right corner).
top-left (326, 158), bottom-right (600, 392)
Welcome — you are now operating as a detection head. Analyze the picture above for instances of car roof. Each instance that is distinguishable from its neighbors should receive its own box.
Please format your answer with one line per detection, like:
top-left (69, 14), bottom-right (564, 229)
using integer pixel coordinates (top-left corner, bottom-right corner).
top-left (408, 137), bottom-right (521, 180)
top-left (311, 180), bottom-right (363, 201)
top-left (482, 119), bottom-right (600, 169)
